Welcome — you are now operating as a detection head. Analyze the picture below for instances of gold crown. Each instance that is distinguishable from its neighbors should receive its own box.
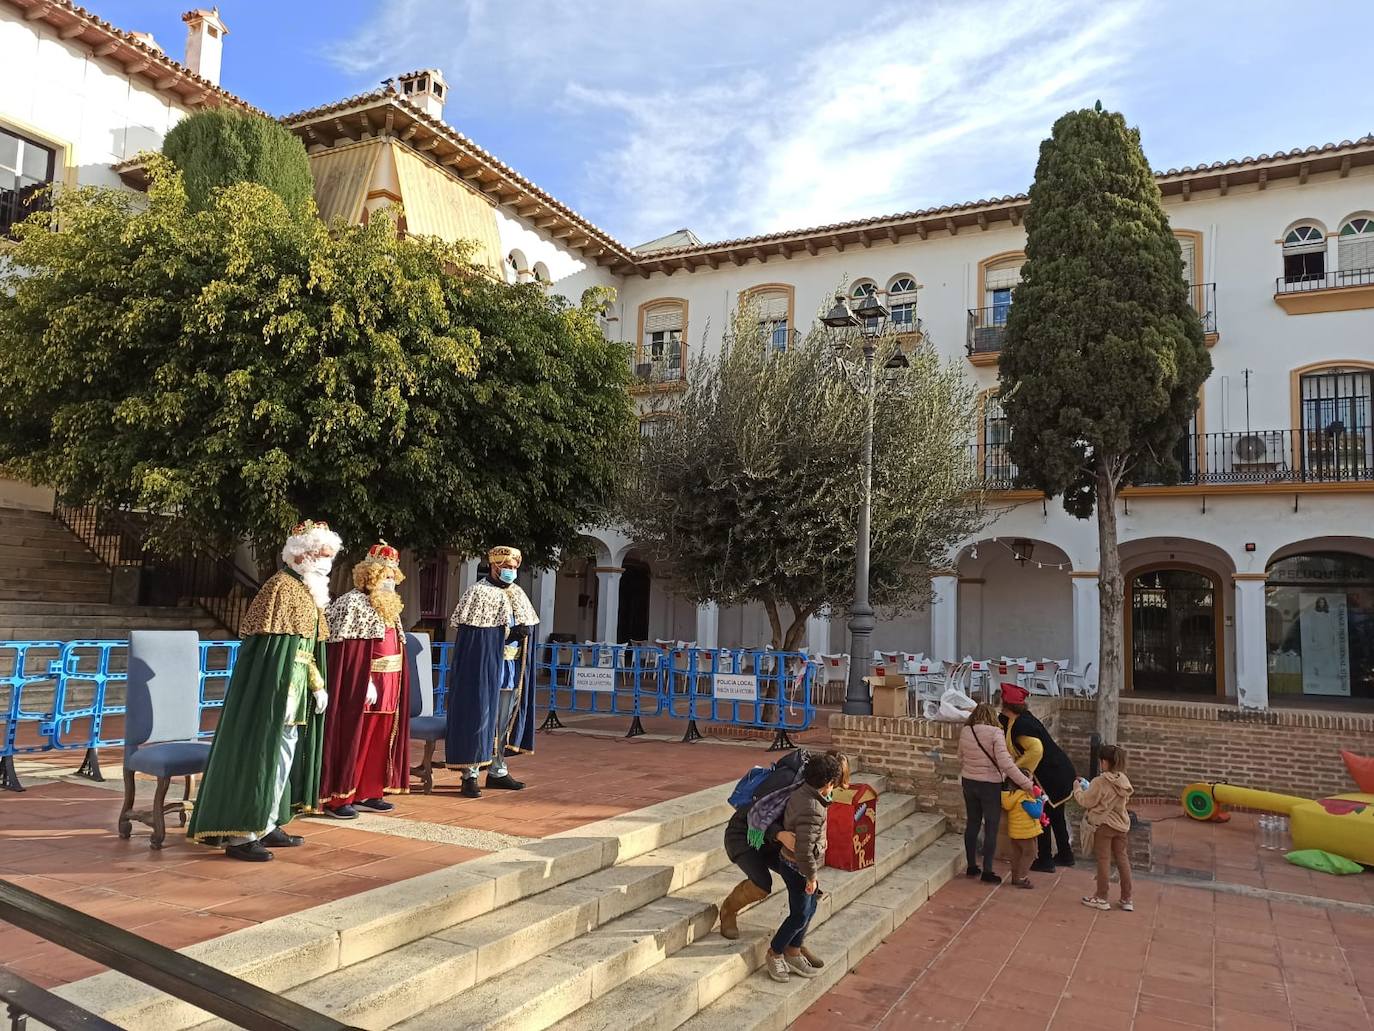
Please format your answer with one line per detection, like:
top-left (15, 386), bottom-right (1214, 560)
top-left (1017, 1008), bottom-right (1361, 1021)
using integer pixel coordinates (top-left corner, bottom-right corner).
top-left (291, 519), bottom-right (330, 536)
top-left (362, 540), bottom-right (401, 570)
top-left (487, 545), bottom-right (522, 565)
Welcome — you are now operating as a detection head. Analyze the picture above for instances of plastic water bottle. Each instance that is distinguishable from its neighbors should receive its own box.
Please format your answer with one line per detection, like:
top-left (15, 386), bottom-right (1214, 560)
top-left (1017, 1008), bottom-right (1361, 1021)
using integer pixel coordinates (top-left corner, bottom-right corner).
top-left (1258, 814), bottom-right (1272, 850)
top-left (1278, 815), bottom-right (1290, 852)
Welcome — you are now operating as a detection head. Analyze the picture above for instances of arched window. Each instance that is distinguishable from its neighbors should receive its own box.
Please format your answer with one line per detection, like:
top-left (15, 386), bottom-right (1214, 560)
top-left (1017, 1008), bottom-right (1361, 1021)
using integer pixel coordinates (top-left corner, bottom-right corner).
top-left (741, 285), bottom-right (793, 353)
top-left (532, 261), bottom-right (552, 286)
top-left (887, 275), bottom-right (919, 330)
top-left (637, 299), bottom-right (687, 384)
top-left (507, 249), bottom-right (531, 284)
top-left (1283, 223), bottom-right (1326, 284)
top-left (1338, 217), bottom-right (1374, 278)
top-left (1266, 552), bottom-right (1374, 700)
top-left (850, 280), bottom-right (877, 299)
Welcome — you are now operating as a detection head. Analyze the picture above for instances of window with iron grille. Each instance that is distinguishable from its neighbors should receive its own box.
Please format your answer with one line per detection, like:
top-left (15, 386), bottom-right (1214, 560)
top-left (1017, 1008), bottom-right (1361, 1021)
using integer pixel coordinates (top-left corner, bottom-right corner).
top-left (983, 395), bottom-right (1017, 483)
top-left (746, 288), bottom-right (790, 353)
top-left (888, 275), bottom-right (918, 329)
top-left (1300, 368), bottom-right (1373, 480)
top-left (1283, 224), bottom-right (1326, 283)
top-left (641, 303), bottom-right (684, 378)
top-left (0, 127), bottom-right (55, 238)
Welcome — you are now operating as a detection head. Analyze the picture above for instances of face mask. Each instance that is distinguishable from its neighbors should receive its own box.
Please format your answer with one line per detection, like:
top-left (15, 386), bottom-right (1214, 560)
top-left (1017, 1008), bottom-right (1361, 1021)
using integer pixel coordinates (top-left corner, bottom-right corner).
top-left (499, 567), bottom-right (517, 585)
top-left (379, 578), bottom-right (396, 593)
top-left (821, 788), bottom-right (834, 802)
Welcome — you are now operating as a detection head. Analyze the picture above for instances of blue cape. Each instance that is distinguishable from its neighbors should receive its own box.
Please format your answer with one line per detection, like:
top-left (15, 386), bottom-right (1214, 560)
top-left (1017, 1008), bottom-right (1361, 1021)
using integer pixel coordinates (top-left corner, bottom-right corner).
top-left (443, 624), bottom-right (537, 767)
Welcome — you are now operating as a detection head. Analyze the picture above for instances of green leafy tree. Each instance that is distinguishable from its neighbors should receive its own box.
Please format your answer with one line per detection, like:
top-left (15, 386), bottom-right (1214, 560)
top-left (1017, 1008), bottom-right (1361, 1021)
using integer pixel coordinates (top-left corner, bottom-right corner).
top-left (0, 157), bottom-right (634, 567)
top-left (626, 303), bottom-right (983, 653)
top-left (997, 104), bottom-right (1211, 741)
top-left (162, 107), bottom-right (314, 216)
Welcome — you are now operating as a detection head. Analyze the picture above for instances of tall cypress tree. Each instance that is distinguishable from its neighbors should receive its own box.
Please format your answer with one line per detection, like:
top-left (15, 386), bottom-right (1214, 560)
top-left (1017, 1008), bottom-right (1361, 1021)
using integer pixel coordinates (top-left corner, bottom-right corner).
top-left (998, 104), bottom-right (1211, 742)
top-left (162, 108), bottom-right (314, 217)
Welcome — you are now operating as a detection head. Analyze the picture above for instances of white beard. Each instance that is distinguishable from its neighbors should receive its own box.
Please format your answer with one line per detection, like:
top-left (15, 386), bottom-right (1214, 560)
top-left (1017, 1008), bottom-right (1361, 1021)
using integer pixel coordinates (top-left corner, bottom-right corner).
top-left (293, 558), bottom-right (334, 608)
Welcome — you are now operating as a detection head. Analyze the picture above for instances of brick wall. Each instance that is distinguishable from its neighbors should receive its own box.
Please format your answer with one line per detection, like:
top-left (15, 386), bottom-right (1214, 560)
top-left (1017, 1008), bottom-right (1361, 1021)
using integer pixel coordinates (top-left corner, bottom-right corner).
top-left (830, 698), bottom-right (1374, 826)
top-left (1055, 697), bottom-right (1374, 801)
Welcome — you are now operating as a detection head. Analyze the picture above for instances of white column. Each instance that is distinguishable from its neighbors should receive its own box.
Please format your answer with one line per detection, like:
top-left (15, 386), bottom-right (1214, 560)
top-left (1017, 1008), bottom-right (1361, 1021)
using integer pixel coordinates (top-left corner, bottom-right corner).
top-left (930, 574), bottom-right (959, 662)
top-left (461, 558), bottom-right (480, 592)
top-left (959, 579), bottom-right (983, 659)
top-left (1070, 572), bottom-right (1100, 675)
top-left (806, 605), bottom-right (831, 656)
top-left (695, 601), bottom-right (719, 649)
top-left (595, 567), bottom-right (623, 643)
top-left (537, 567), bottom-right (558, 644)
top-left (1233, 574), bottom-right (1270, 710)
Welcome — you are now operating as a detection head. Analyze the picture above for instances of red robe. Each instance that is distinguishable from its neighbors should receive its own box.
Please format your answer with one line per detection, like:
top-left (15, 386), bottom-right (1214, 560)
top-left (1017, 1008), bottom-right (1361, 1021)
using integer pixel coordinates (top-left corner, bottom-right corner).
top-left (321, 612), bottom-right (411, 807)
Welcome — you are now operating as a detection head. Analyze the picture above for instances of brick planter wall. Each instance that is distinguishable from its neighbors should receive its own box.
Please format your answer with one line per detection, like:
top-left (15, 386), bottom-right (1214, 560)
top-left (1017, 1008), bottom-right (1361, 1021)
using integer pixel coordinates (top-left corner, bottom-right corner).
top-left (1054, 697), bottom-right (1374, 801)
top-left (830, 698), bottom-right (1374, 832)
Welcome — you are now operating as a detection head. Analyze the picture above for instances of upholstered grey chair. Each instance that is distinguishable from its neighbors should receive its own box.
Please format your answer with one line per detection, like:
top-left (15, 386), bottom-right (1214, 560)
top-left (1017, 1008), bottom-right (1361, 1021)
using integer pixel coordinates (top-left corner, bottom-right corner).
top-left (406, 632), bottom-right (444, 794)
top-left (119, 631), bottom-right (211, 849)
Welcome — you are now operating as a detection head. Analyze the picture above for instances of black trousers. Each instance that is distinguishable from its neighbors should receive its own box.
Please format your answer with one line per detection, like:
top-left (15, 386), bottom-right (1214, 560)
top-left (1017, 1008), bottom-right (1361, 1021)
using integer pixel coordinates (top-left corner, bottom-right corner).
top-left (962, 778), bottom-right (1001, 870)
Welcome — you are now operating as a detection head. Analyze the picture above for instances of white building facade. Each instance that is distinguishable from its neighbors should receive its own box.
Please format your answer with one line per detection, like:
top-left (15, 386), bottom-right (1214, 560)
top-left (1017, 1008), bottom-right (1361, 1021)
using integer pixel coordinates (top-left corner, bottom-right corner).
top-left (4, 2), bottom-right (1372, 711)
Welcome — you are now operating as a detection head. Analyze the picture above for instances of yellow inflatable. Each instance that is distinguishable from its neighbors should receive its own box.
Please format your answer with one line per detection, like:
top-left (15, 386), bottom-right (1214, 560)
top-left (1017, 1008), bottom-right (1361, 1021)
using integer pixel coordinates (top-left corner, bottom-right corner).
top-left (1182, 782), bottom-right (1374, 866)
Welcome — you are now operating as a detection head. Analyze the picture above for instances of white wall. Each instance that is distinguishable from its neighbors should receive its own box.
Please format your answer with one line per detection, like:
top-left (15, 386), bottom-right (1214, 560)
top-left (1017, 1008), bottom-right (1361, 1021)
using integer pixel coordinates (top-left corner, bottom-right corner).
top-left (493, 206), bottom-right (620, 305)
top-left (0, 7), bottom-right (191, 191)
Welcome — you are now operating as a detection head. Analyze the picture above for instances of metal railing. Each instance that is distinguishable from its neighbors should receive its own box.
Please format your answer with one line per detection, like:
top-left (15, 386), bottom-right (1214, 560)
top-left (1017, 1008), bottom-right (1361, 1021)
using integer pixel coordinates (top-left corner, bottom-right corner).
top-left (1276, 266), bottom-right (1374, 294)
top-left (0, 879), bottom-right (358, 1030)
top-left (967, 283), bottom-right (1218, 355)
top-left (52, 501), bottom-right (260, 635)
top-left (969, 426), bottom-right (1374, 490)
top-left (630, 342), bottom-right (687, 386)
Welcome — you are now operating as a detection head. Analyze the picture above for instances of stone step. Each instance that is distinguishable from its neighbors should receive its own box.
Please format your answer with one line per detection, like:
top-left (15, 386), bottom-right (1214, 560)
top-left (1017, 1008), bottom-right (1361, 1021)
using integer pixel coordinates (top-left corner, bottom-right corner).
top-left (0, 542), bottom-right (103, 560)
top-left (387, 796), bottom-right (921, 1031)
top-left (676, 838), bottom-right (964, 1031)
top-left (0, 590), bottom-right (114, 605)
top-left (540, 817), bottom-right (952, 1031)
top-left (0, 601), bottom-right (217, 616)
top-left (58, 783), bottom-right (751, 1031)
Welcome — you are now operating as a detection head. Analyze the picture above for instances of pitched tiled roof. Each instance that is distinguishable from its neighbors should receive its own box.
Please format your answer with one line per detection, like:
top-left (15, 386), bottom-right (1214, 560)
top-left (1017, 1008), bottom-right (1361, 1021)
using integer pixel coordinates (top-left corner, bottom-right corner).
top-left (1, 0), bottom-right (263, 116)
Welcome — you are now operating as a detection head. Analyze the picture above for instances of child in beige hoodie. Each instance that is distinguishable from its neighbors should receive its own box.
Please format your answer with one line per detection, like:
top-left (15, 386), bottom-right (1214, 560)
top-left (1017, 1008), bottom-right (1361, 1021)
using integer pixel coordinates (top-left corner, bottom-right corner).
top-left (1073, 744), bottom-right (1134, 912)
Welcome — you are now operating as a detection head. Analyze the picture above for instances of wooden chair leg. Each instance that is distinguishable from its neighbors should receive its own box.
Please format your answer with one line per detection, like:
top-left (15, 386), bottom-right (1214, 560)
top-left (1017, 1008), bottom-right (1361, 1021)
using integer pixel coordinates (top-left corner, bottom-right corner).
top-left (421, 740), bottom-right (436, 795)
top-left (178, 774), bottom-right (193, 826)
top-left (149, 776), bottom-right (171, 850)
top-left (118, 769), bottom-right (136, 839)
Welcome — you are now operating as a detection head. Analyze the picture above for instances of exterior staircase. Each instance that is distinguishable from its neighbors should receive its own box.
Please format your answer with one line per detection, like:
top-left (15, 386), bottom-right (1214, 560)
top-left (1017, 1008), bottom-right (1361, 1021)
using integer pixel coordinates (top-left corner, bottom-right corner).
top-left (0, 506), bottom-right (228, 640)
top-left (55, 775), bottom-right (963, 1031)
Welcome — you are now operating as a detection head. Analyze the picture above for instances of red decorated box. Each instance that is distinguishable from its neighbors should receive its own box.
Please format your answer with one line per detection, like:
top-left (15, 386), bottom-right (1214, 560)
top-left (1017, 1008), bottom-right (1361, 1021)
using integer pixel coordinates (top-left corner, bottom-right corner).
top-left (826, 783), bottom-right (878, 871)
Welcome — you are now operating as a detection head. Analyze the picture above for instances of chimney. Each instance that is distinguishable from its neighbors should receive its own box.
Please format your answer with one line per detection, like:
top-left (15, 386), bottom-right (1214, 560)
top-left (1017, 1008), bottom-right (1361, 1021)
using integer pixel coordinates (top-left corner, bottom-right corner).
top-left (395, 69), bottom-right (448, 121)
top-left (182, 7), bottom-right (228, 85)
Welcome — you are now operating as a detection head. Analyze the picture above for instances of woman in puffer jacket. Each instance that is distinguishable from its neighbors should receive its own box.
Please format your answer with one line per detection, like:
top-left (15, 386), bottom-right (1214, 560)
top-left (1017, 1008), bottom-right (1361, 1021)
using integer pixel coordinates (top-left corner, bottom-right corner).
top-left (959, 702), bottom-right (1035, 883)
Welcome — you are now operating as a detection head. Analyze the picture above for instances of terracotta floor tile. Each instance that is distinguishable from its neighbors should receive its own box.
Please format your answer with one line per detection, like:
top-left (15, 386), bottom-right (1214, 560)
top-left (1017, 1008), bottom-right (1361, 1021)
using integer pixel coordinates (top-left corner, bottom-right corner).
top-left (1052, 996), bottom-right (1134, 1030)
top-left (966, 1001), bottom-right (1049, 1030)
top-left (1214, 1012), bottom-right (1297, 1031)
top-left (885, 992), bottom-right (979, 1025)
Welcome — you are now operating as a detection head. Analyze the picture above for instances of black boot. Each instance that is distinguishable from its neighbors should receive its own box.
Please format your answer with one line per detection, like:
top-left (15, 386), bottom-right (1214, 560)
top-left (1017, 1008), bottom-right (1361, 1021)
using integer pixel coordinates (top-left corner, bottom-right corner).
top-left (262, 828), bottom-right (303, 848)
top-left (485, 772), bottom-right (525, 791)
top-left (225, 840), bottom-right (273, 862)
top-left (461, 777), bottom-right (482, 798)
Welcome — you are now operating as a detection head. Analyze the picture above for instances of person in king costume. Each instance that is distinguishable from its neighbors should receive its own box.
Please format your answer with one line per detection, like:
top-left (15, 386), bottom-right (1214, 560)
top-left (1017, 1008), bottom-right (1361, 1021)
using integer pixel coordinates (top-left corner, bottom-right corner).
top-left (318, 542), bottom-right (412, 818)
top-left (444, 545), bottom-right (539, 798)
top-left (187, 520), bottom-right (341, 862)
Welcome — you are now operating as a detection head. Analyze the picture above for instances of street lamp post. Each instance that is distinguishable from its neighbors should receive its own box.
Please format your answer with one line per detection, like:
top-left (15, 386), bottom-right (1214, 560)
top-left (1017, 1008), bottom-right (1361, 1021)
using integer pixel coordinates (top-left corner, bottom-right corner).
top-left (821, 291), bottom-right (906, 716)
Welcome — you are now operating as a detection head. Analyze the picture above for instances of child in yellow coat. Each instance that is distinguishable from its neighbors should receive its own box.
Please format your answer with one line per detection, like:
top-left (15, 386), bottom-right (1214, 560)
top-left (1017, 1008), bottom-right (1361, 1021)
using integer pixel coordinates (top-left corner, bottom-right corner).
top-left (1001, 782), bottom-right (1046, 888)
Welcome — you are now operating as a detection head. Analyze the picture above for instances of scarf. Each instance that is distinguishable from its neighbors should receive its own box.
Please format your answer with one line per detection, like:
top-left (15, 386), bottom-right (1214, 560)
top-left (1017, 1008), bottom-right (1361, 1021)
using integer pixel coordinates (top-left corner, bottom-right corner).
top-left (746, 769), bottom-right (804, 849)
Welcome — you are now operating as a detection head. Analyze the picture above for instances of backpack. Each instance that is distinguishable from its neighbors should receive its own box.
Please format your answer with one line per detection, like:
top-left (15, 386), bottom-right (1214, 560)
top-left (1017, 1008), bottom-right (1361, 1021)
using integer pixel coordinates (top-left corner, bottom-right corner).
top-left (729, 764), bottom-right (775, 808)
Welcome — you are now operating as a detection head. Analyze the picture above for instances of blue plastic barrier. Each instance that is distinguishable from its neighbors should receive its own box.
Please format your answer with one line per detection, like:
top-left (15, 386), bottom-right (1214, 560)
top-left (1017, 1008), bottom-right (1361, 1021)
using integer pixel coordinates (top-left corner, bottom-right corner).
top-left (0, 641), bottom-right (63, 790)
top-left (45, 640), bottom-right (129, 782)
top-left (432, 642), bottom-right (453, 716)
top-left (664, 648), bottom-right (816, 750)
top-left (536, 642), bottom-right (667, 737)
top-left (198, 640), bottom-right (241, 738)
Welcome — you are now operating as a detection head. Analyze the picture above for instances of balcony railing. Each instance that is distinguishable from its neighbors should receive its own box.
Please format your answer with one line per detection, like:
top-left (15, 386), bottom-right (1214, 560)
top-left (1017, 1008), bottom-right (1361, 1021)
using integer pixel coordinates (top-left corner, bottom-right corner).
top-left (1275, 267), bottom-right (1374, 294)
top-left (970, 426), bottom-right (1374, 490)
top-left (968, 284), bottom-right (1218, 357)
top-left (630, 343), bottom-right (686, 387)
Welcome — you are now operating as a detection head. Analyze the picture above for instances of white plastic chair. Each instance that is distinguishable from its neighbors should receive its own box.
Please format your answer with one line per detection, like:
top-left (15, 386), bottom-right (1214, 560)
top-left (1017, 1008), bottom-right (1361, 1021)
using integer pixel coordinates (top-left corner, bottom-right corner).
top-left (900, 651), bottom-right (923, 673)
top-left (1030, 660), bottom-right (1061, 696)
top-left (817, 653), bottom-right (849, 705)
top-left (1057, 662), bottom-right (1096, 697)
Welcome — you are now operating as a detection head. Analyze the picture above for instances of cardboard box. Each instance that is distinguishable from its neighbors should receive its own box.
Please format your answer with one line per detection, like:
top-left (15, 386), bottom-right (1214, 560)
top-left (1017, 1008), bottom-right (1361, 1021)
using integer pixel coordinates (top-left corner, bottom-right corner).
top-left (826, 782), bottom-right (878, 871)
top-left (866, 674), bottom-right (909, 718)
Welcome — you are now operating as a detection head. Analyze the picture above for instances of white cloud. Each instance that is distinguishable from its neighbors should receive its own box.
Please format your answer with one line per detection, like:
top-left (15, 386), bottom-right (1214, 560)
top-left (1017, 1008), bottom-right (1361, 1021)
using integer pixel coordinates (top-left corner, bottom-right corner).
top-left (327, 0), bottom-right (1151, 245)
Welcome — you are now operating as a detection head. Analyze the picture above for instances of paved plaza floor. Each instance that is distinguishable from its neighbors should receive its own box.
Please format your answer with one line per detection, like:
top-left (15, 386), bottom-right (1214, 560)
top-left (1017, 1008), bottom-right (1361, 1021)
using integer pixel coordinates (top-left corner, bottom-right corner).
top-left (3, 736), bottom-right (1372, 1030)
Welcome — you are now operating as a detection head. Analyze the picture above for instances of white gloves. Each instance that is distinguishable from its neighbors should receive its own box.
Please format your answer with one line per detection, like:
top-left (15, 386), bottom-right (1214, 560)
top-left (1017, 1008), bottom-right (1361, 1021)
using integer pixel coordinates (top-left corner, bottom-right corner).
top-left (1078, 777), bottom-right (1091, 791)
top-left (366, 680), bottom-right (378, 707)
top-left (312, 689), bottom-right (329, 715)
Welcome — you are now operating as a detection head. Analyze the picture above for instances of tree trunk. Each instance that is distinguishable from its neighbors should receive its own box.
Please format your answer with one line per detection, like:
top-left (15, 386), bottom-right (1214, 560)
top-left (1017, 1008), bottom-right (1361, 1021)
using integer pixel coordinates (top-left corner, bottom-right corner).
top-left (761, 597), bottom-right (783, 724)
top-left (781, 602), bottom-right (816, 653)
top-left (1095, 462), bottom-right (1123, 745)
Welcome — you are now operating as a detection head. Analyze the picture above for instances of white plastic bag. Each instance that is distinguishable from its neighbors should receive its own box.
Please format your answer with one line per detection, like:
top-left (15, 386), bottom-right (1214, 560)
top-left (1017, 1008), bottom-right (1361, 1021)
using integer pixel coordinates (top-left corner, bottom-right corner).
top-left (935, 686), bottom-right (976, 722)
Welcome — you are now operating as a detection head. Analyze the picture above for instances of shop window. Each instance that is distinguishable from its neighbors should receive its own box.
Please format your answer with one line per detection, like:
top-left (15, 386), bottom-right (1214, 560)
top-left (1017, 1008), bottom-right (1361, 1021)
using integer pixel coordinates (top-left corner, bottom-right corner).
top-left (1266, 552), bottom-right (1374, 700)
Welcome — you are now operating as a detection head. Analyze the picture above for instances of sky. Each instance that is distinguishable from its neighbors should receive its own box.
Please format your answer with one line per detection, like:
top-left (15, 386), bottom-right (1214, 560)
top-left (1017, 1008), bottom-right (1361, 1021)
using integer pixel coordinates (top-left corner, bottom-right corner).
top-left (94, 1), bottom-right (1374, 248)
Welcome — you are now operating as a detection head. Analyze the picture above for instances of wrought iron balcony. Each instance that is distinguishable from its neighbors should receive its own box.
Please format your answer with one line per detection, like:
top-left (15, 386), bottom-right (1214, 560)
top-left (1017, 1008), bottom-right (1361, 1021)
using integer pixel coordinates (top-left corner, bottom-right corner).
top-left (629, 343), bottom-right (686, 389)
top-left (966, 306), bottom-right (1008, 358)
top-left (1189, 282), bottom-right (1218, 336)
top-left (970, 426), bottom-right (1374, 490)
top-left (1275, 267), bottom-right (1374, 294)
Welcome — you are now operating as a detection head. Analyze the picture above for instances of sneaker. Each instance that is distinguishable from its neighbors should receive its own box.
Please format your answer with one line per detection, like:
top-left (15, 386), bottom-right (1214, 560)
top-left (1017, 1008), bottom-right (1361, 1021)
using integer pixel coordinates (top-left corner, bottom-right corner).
top-left (1081, 896), bottom-right (1111, 911)
top-left (765, 953), bottom-right (790, 983)
top-left (324, 804), bottom-right (358, 820)
top-left (1119, 900), bottom-right (1134, 912)
top-left (785, 954), bottom-right (820, 979)
top-left (460, 777), bottom-right (482, 799)
top-left (354, 798), bottom-right (395, 812)
top-left (1012, 877), bottom-right (1034, 889)
top-left (980, 871), bottom-right (1002, 885)
top-left (799, 946), bottom-right (825, 969)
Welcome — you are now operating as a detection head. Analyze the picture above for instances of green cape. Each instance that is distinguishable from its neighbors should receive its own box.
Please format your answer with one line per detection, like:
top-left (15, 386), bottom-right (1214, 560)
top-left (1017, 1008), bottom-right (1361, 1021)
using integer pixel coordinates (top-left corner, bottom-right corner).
top-left (187, 631), bottom-right (326, 842)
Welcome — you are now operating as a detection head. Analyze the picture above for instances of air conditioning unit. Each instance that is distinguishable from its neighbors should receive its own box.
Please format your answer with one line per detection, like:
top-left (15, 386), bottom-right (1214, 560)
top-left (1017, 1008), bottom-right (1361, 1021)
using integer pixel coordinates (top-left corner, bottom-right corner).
top-left (1233, 431), bottom-right (1284, 466)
